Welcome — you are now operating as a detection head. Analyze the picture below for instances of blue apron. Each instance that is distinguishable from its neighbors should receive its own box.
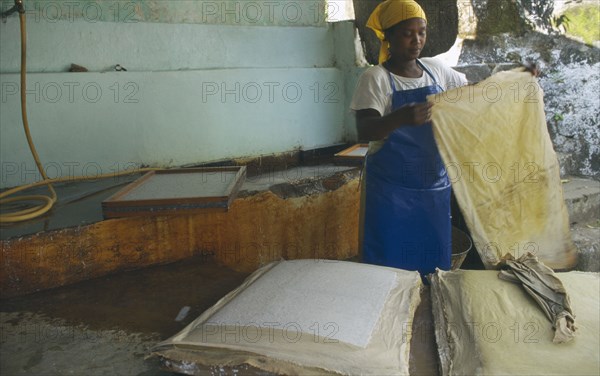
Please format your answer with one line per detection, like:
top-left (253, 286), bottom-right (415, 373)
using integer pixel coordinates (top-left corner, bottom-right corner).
top-left (363, 60), bottom-right (451, 275)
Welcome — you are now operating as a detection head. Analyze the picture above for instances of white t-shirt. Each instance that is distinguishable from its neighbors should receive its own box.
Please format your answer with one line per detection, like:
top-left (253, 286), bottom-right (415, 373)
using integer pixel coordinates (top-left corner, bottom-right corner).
top-left (350, 58), bottom-right (468, 117)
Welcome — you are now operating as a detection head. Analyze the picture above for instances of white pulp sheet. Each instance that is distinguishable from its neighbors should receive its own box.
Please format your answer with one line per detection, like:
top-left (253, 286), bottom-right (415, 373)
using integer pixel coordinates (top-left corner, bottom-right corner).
top-left (209, 260), bottom-right (397, 348)
top-left (152, 260), bottom-right (423, 375)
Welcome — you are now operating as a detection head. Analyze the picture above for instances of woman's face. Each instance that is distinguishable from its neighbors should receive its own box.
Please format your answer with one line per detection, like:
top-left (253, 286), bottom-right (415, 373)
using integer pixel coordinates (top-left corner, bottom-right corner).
top-left (386, 18), bottom-right (427, 62)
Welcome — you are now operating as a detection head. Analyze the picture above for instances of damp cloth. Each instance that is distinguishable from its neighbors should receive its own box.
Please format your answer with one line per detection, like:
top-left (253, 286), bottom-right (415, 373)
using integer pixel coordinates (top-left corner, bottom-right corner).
top-left (151, 260), bottom-right (423, 375)
top-left (499, 252), bottom-right (576, 343)
top-left (428, 69), bottom-right (577, 270)
top-left (429, 269), bottom-right (599, 376)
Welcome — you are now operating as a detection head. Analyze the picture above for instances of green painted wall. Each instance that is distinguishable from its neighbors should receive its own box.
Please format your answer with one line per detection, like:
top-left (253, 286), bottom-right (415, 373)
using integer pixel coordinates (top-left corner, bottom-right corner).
top-left (0, 17), bottom-right (335, 73)
top-left (0, 1), bottom-right (362, 189)
top-left (1, 68), bottom-right (345, 186)
top-left (0, 0), bottom-right (327, 26)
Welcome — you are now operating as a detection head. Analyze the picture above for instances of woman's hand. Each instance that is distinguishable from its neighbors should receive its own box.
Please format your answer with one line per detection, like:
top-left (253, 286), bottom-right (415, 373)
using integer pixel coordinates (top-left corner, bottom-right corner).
top-left (356, 102), bottom-right (433, 142)
top-left (394, 102), bottom-right (433, 126)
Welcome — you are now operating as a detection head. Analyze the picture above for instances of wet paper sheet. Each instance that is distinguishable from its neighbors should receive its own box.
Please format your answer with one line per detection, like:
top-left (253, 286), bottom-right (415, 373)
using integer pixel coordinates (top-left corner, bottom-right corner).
top-left (430, 269), bottom-right (599, 376)
top-left (429, 70), bottom-right (577, 269)
top-left (151, 260), bottom-right (423, 375)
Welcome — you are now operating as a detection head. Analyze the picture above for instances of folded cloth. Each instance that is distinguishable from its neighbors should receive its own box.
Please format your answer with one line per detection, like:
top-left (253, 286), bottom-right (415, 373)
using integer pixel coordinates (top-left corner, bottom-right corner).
top-left (499, 252), bottom-right (576, 343)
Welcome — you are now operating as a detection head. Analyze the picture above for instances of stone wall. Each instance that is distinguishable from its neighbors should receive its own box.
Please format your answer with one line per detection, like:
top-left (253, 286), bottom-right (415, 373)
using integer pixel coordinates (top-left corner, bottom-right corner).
top-left (459, 32), bottom-right (600, 178)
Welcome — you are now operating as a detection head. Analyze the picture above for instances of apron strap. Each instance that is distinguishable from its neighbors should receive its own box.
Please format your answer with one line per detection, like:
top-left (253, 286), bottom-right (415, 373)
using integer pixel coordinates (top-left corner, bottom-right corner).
top-left (417, 60), bottom-right (437, 83)
top-left (387, 70), bottom-right (397, 92)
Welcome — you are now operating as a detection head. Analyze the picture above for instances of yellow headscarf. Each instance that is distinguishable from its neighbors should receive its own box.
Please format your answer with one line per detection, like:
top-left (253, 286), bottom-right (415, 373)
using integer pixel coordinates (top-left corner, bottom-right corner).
top-left (366, 0), bottom-right (427, 64)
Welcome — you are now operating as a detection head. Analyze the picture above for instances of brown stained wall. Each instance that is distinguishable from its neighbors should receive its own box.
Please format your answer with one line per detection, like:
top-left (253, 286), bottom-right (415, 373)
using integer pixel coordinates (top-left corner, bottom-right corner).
top-left (0, 180), bottom-right (360, 299)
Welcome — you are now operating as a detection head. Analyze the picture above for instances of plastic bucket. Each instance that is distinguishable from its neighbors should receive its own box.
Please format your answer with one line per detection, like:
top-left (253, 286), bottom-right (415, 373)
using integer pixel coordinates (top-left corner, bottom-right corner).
top-left (451, 227), bottom-right (473, 270)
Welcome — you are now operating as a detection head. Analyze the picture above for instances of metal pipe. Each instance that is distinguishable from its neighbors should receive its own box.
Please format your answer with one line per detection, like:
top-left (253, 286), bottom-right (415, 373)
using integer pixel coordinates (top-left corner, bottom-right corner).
top-left (1, 0), bottom-right (24, 18)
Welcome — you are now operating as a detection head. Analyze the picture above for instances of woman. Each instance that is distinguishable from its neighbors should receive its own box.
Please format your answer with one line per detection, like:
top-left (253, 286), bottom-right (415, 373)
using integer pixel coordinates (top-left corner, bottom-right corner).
top-left (350, 0), bottom-right (468, 275)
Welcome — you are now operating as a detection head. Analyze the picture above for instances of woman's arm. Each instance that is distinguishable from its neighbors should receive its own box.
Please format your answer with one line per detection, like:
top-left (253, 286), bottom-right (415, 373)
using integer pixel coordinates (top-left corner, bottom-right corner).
top-left (356, 102), bottom-right (433, 141)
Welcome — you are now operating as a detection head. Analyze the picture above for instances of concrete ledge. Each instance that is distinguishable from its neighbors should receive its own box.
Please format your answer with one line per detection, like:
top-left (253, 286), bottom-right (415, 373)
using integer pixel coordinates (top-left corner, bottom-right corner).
top-left (563, 177), bottom-right (600, 224)
top-left (572, 221), bottom-right (600, 272)
top-left (563, 177), bottom-right (600, 272)
top-left (0, 165), bottom-right (361, 298)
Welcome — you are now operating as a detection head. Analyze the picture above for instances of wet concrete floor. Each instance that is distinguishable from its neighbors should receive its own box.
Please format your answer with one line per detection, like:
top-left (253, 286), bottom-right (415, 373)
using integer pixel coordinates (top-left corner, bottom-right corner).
top-left (1, 255), bottom-right (443, 376)
top-left (0, 256), bottom-right (250, 375)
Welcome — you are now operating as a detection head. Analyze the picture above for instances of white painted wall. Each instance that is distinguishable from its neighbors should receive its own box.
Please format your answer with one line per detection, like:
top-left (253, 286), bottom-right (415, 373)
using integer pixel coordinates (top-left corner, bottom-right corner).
top-left (1, 68), bottom-right (345, 185)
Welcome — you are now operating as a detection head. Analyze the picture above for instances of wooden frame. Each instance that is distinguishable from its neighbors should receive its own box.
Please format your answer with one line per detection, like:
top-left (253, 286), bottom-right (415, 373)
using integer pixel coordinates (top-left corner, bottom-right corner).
top-left (334, 144), bottom-right (368, 165)
top-left (102, 166), bottom-right (246, 218)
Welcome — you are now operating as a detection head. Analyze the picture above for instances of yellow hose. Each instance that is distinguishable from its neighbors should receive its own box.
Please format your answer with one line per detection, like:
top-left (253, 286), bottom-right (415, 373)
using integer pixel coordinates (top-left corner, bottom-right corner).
top-left (0, 10), bottom-right (158, 223)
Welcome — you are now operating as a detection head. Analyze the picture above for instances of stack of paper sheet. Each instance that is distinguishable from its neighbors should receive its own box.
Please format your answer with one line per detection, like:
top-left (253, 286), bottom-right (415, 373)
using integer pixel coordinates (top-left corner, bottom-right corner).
top-left (152, 260), bottom-right (423, 375)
